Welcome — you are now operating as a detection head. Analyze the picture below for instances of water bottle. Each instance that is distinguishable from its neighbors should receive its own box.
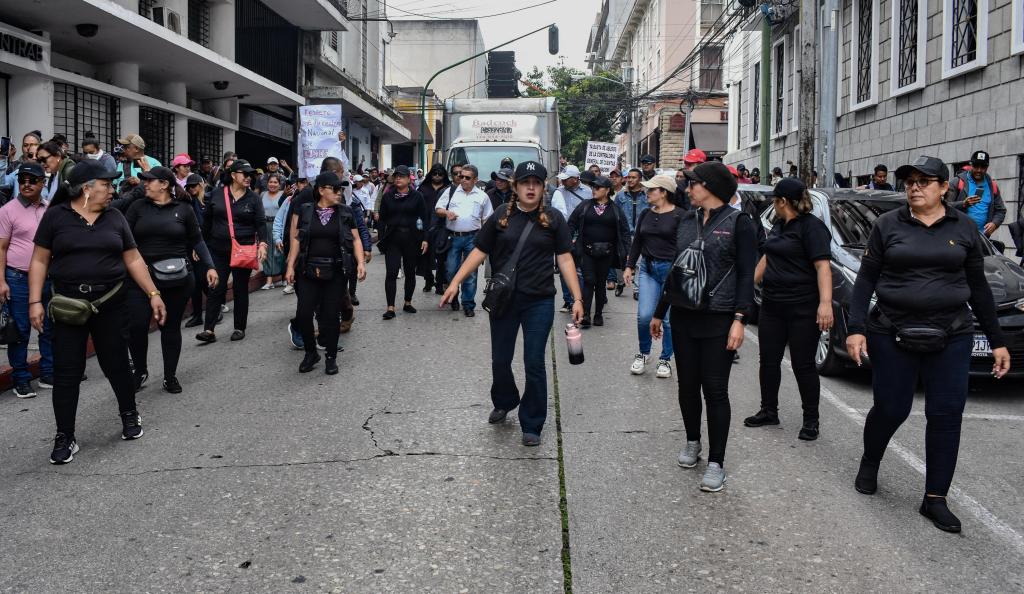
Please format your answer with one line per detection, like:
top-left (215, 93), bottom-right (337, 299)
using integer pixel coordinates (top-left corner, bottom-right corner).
top-left (415, 217), bottom-right (424, 231)
top-left (565, 323), bottom-right (584, 365)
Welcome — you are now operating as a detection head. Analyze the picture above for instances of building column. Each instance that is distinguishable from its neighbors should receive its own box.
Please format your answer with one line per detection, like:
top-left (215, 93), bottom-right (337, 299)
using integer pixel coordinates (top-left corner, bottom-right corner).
top-left (9, 74), bottom-right (53, 141)
top-left (107, 62), bottom-right (140, 134)
top-left (209, 0), bottom-right (236, 61)
top-left (157, 81), bottom-right (191, 155)
top-left (211, 98), bottom-right (238, 151)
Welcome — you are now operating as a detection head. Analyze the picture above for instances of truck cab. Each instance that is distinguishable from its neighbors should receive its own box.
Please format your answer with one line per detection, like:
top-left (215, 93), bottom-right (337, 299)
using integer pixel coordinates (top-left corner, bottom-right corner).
top-left (442, 98), bottom-right (560, 178)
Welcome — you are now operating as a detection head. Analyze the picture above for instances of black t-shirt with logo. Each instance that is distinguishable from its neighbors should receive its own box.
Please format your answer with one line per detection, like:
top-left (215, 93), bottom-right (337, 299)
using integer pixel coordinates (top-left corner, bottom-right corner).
top-left (33, 203), bottom-right (137, 285)
top-left (762, 213), bottom-right (832, 304)
top-left (475, 206), bottom-right (573, 298)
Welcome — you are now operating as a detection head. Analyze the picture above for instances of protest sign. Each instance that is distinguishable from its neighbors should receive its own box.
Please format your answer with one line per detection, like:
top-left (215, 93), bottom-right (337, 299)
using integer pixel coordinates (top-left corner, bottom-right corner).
top-left (585, 141), bottom-right (620, 175)
top-left (298, 105), bottom-right (344, 178)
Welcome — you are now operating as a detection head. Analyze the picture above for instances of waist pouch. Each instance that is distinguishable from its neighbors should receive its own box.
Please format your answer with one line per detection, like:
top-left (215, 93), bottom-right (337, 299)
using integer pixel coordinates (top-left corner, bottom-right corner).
top-left (875, 307), bottom-right (967, 353)
top-left (304, 256), bottom-right (341, 281)
top-left (48, 281), bottom-right (124, 326)
top-left (149, 257), bottom-right (190, 288)
top-left (585, 242), bottom-right (613, 258)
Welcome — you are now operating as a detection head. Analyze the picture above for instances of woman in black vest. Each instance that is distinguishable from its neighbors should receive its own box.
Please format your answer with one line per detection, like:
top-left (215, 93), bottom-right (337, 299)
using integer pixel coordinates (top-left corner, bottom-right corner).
top-left (196, 160), bottom-right (267, 343)
top-left (377, 165), bottom-right (429, 319)
top-left (286, 172), bottom-right (366, 375)
top-left (126, 167), bottom-right (218, 393)
top-left (568, 175), bottom-right (630, 328)
top-left (442, 161), bottom-right (583, 448)
top-left (28, 160), bottom-right (167, 465)
top-left (651, 162), bottom-right (757, 493)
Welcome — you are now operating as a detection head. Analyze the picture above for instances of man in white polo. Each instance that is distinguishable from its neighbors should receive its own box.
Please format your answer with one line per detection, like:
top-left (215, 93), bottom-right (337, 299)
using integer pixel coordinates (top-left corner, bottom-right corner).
top-left (435, 163), bottom-right (493, 317)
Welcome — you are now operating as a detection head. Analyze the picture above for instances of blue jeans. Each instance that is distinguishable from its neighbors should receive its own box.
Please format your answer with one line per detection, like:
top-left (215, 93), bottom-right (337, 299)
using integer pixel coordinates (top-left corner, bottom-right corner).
top-left (5, 268), bottom-right (53, 383)
top-left (863, 331), bottom-right (971, 496)
top-left (637, 258), bottom-right (673, 361)
top-left (489, 295), bottom-right (555, 435)
top-left (447, 233), bottom-right (478, 310)
top-left (559, 266), bottom-right (583, 308)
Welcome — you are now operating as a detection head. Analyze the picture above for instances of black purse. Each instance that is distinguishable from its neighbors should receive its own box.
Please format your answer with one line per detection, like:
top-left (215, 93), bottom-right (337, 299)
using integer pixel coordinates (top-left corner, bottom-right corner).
top-left (149, 257), bottom-right (190, 288)
top-left (585, 242), bottom-right (613, 258)
top-left (0, 304), bottom-right (22, 345)
top-left (482, 220), bottom-right (536, 318)
top-left (304, 256), bottom-right (339, 281)
top-left (894, 327), bottom-right (948, 353)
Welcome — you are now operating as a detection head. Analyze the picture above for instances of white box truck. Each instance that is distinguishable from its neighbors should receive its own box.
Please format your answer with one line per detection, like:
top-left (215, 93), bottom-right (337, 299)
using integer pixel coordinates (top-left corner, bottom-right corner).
top-left (441, 97), bottom-right (560, 178)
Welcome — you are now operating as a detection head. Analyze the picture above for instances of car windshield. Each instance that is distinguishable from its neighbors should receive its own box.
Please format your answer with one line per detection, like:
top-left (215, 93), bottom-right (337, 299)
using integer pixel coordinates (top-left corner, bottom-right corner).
top-left (448, 146), bottom-right (541, 178)
top-left (829, 199), bottom-right (903, 247)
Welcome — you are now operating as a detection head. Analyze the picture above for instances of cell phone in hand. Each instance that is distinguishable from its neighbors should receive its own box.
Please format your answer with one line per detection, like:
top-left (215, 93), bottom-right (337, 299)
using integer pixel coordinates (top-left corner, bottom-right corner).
top-left (0, 137), bottom-right (10, 157)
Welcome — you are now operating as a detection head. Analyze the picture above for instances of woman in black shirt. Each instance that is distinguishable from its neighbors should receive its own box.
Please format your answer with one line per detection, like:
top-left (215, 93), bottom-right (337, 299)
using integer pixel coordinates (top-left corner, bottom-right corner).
top-left (286, 172), bottom-right (366, 375)
top-left (651, 162), bottom-right (756, 493)
top-left (568, 175), bottom-right (630, 328)
top-left (28, 160), bottom-right (167, 465)
top-left (127, 167), bottom-right (218, 393)
top-left (377, 165), bottom-right (429, 319)
top-left (847, 156), bottom-right (1010, 533)
top-left (623, 175), bottom-right (683, 379)
top-left (743, 178), bottom-right (833, 440)
top-left (197, 160), bottom-right (268, 342)
top-left (442, 161), bottom-right (583, 447)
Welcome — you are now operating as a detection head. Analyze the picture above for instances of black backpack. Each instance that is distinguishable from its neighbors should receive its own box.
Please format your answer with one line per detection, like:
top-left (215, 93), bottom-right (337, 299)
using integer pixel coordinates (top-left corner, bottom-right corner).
top-left (670, 209), bottom-right (739, 310)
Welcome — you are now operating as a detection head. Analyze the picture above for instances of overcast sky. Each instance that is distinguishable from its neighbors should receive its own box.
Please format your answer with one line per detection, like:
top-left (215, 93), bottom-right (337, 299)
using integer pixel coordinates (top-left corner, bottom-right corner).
top-left (388, 0), bottom-right (601, 73)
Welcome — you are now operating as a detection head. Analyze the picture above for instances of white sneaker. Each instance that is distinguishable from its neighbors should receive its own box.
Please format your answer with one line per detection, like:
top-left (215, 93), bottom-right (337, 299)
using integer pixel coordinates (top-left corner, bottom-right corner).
top-left (677, 440), bottom-right (702, 468)
top-left (282, 284), bottom-right (295, 295)
top-left (630, 353), bottom-right (649, 375)
top-left (656, 359), bottom-right (672, 378)
top-left (700, 462), bottom-right (727, 492)
top-left (397, 269), bottom-right (404, 279)
top-left (221, 303), bottom-right (230, 313)
top-left (260, 283), bottom-right (273, 290)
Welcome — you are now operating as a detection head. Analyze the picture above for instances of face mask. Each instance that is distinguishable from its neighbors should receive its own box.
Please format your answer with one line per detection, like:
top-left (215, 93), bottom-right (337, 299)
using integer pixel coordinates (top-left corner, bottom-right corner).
top-left (86, 149), bottom-right (104, 160)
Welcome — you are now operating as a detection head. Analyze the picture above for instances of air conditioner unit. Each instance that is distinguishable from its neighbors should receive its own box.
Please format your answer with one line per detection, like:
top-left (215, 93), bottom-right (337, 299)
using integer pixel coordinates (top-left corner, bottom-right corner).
top-left (151, 4), bottom-right (182, 34)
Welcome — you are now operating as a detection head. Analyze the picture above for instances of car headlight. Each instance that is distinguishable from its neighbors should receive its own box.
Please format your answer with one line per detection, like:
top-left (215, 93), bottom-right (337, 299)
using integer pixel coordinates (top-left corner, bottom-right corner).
top-left (1016, 298), bottom-right (1024, 312)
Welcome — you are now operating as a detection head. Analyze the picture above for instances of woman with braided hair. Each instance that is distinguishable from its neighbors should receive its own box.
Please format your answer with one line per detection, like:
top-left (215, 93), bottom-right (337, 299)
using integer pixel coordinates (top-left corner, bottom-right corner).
top-left (442, 161), bottom-right (583, 447)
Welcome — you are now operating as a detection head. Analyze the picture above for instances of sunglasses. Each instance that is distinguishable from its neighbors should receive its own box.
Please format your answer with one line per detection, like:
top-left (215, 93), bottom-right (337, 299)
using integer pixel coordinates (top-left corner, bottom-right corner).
top-left (903, 178), bottom-right (939, 188)
top-left (35, 155), bottom-right (52, 162)
top-left (18, 175), bottom-right (44, 185)
top-left (459, 175), bottom-right (475, 180)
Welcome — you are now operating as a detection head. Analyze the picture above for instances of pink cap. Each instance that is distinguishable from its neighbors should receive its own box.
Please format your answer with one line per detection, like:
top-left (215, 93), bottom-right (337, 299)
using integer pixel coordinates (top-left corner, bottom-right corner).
top-left (726, 165), bottom-right (740, 178)
top-left (171, 153), bottom-right (195, 167)
top-left (683, 149), bottom-right (707, 164)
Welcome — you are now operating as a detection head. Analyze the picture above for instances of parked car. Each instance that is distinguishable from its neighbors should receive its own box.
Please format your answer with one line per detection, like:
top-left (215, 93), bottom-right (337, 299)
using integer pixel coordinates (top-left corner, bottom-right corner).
top-left (738, 186), bottom-right (1024, 377)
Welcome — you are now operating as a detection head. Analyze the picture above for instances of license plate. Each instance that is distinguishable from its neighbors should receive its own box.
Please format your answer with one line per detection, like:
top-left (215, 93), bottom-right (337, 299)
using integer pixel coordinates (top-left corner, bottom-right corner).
top-left (971, 334), bottom-right (992, 357)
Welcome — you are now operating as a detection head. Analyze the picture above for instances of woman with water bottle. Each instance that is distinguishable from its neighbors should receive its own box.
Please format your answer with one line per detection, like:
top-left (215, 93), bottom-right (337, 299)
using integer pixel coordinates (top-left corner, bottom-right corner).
top-left (442, 161), bottom-right (583, 447)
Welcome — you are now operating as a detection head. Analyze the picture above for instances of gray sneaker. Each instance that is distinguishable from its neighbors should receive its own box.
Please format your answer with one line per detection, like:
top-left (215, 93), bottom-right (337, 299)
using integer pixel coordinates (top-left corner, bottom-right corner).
top-left (700, 462), bottom-right (727, 492)
top-left (677, 440), bottom-right (701, 468)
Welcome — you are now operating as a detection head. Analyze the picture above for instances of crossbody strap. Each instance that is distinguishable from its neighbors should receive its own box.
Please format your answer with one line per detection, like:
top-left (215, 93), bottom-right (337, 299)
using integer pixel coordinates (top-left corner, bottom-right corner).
top-left (91, 280), bottom-right (125, 308)
top-left (223, 186), bottom-right (237, 241)
top-left (507, 220), bottom-right (536, 277)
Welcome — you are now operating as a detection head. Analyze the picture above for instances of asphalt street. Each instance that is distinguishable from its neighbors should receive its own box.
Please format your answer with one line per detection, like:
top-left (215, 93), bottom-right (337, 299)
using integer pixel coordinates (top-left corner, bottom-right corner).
top-left (0, 257), bottom-right (1022, 593)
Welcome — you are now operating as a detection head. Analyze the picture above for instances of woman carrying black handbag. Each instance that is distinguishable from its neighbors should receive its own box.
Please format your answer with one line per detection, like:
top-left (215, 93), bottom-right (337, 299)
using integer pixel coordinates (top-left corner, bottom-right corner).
top-left (568, 175), bottom-right (631, 328)
top-left (441, 161), bottom-right (583, 447)
top-left (126, 167), bottom-right (218, 393)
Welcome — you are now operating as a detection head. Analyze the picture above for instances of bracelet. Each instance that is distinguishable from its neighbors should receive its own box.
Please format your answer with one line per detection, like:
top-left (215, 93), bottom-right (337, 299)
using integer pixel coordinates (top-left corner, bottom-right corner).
top-left (28, 301), bottom-right (41, 305)
top-left (147, 290), bottom-right (161, 297)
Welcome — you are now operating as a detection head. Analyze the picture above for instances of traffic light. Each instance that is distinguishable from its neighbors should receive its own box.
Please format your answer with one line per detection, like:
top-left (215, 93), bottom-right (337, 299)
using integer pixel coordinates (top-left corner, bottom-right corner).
top-left (548, 25), bottom-right (559, 55)
top-left (738, 0), bottom-right (757, 6)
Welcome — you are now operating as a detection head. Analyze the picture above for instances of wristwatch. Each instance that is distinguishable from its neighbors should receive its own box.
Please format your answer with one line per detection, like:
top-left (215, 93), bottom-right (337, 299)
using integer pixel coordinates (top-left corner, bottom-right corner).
top-left (734, 313), bottom-right (747, 325)
top-left (147, 290), bottom-right (161, 297)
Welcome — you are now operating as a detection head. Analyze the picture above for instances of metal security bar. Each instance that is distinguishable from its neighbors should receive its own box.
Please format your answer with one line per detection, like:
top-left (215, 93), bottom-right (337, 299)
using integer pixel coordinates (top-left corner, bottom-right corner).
top-left (139, 0), bottom-right (156, 17)
top-left (188, 0), bottom-right (211, 47)
top-left (897, 0), bottom-right (918, 87)
top-left (856, 0), bottom-right (873, 102)
top-left (774, 43), bottom-right (784, 134)
top-left (139, 106), bottom-right (174, 165)
top-left (951, 0), bottom-right (978, 67)
top-left (751, 64), bottom-right (760, 141)
top-left (188, 120), bottom-right (223, 163)
top-left (53, 83), bottom-right (120, 155)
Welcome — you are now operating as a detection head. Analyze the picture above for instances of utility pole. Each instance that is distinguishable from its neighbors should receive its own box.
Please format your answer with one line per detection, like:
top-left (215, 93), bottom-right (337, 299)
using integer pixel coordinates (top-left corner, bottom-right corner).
top-left (820, 0), bottom-right (839, 187)
top-left (759, 15), bottom-right (771, 178)
top-left (798, 0), bottom-right (816, 187)
top-left (681, 89), bottom-right (697, 157)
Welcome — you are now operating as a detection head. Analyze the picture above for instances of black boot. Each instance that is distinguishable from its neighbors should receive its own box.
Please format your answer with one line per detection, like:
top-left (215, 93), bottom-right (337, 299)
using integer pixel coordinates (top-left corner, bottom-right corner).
top-left (854, 456), bottom-right (880, 494)
top-left (798, 419), bottom-right (820, 441)
top-left (324, 356), bottom-right (339, 375)
top-left (919, 496), bottom-right (962, 533)
top-left (743, 409), bottom-right (780, 427)
top-left (299, 351), bottom-right (321, 373)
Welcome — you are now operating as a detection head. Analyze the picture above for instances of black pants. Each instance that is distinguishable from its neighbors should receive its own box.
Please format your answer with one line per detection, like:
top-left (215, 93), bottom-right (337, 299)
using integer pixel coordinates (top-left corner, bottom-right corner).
top-left (126, 276), bottom-right (194, 380)
top-left (295, 271), bottom-right (345, 357)
top-left (205, 247), bottom-right (253, 332)
top-left (863, 331), bottom-right (971, 496)
top-left (579, 252), bottom-right (613, 316)
top-left (670, 309), bottom-right (735, 466)
top-left (758, 299), bottom-right (821, 420)
top-left (52, 290), bottom-right (136, 435)
top-left (189, 260), bottom-right (208, 320)
top-left (348, 256), bottom-right (360, 297)
top-left (384, 229), bottom-right (419, 307)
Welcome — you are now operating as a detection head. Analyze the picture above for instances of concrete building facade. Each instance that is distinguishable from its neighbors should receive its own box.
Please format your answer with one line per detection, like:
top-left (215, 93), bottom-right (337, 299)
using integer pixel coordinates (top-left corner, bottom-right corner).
top-left (386, 20), bottom-right (487, 102)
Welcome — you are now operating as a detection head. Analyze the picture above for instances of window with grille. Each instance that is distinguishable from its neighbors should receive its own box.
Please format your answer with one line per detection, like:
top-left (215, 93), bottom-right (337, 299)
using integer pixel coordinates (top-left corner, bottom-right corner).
top-left (942, 0), bottom-right (988, 78)
top-left (139, 106), bottom-right (174, 166)
top-left (53, 83), bottom-right (120, 156)
top-left (890, 0), bottom-right (925, 95)
top-left (701, 0), bottom-right (724, 26)
top-left (188, 120), bottom-right (223, 164)
top-left (361, 0), bottom-right (369, 86)
top-left (773, 40), bottom-right (785, 135)
top-left (850, 0), bottom-right (879, 109)
top-left (699, 45), bottom-right (723, 90)
top-left (139, 0), bottom-right (156, 17)
top-left (951, 0), bottom-right (978, 67)
top-left (329, 31), bottom-right (338, 51)
top-left (188, 0), bottom-right (210, 47)
top-left (750, 62), bottom-right (760, 144)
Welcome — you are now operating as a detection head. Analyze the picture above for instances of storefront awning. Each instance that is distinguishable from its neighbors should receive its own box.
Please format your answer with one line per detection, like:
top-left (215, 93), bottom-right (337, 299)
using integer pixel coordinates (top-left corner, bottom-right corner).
top-left (690, 123), bottom-right (728, 157)
top-left (402, 113), bottom-right (434, 145)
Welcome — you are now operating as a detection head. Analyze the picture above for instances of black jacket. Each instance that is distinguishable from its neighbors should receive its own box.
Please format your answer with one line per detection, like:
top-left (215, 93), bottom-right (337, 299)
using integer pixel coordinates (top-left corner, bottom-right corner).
top-left (567, 199), bottom-right (632, 269)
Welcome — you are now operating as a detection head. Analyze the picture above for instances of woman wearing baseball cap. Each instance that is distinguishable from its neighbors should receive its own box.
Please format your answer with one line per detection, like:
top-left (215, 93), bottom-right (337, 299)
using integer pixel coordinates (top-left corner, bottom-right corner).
top-left (650, 162), bottom-right (758, 492)
top-left (442, 161), bottom-right (583, 447)
top-left (567, 175), bottom-right (630, 328)
top-left (846, 155), bottom-right (1010, 532)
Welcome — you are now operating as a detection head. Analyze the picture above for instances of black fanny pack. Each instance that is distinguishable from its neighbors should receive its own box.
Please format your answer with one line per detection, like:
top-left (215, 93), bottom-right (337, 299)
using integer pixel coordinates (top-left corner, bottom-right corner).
top-left (304, 256), bottom-right (340, 281)
top-left (585, 242), bottom-right (613, 258)
top-left (876, 308), bottom-right (967, 353)
top-left (149, 257), bottom-right (190, 288)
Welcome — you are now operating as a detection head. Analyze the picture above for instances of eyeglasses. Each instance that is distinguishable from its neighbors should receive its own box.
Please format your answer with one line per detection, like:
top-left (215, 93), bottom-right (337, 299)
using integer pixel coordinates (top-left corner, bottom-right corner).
top-left (18, 175), bottom-right (44, 185)
top-left (459, 175), bottom-right (475, 180)
top-left (35, 154), bottom-right (51, 162)
top-left (903, 178), bottom-right (939, 188)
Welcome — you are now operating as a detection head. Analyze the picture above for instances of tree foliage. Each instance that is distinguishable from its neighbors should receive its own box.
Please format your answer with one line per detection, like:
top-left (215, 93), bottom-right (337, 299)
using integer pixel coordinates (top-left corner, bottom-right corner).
top-left (522, 66), bottom-right (628, 167)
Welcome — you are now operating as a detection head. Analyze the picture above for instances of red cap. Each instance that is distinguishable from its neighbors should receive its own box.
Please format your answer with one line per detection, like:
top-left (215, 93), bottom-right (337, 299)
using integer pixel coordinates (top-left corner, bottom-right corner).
top-left (726, 165), bottom-right (740, 178)
top-left (683, 148), bottom-right (707, 164)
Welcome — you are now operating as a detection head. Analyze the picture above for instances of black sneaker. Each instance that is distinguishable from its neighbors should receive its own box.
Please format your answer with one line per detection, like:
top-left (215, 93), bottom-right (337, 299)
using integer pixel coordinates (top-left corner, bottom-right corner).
top-left (230, 329), bottom-right (245, 341)
top-left (350, 294), bottom-right (360, 306)
top-left (422, 280), bottom-right (434, 292)
top-left (580, 315), bottom-right (592, 329)
top-left (919, 496), bottom-right (962, 533)
top-left (464, 308), bottom-right (475, 318)
top-left (196, 330), bottom-right (216, 343)
top-left (13, 382), bottom-right (36, 399)
top-left (324, 356), bottom-right (339, 375)
top-left (403, 304), bottom-right (417, 314)
top-left (488, 408), bottom-right (508, 424)
top-left (37, 376), bottom-right (54, 389)
top-left (49, 432), bottom-right (79, 464)
top-left (382, 310), bottom-right (396, 320)
top-left (854, 456), bottom-right (880, 495)
top-left (743, 409), bottom-right (780, 427)
top-left (798, 419), bottom-right (820, 441)
top-left (450, 301), bottom-right (459, 311)
top-left (184, 315), bottom-right (203, 328)
top-left (592, 313), bottom-right (604, 326)
top-left (163, 377), bottom-right (183, 394)
top-left (120, 410), bottom-right (144, 440)
top-left (614, 283), bottom-right (625, 297)
top-left (134, 371), bottom-right (148, 392)
top-left (299, 352), bottom-right (321, 373)
top-left (522, 433), bottom-right (542, 447)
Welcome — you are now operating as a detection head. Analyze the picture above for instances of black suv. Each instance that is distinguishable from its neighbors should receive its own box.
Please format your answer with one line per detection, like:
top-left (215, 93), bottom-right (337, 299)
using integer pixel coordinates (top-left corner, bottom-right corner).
top-left (739, 185), bottom-right (1024, 377)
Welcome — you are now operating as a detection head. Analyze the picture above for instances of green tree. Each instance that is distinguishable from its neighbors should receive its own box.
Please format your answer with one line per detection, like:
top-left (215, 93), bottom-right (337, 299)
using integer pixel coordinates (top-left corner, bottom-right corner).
top-left (523, 66), bottom-right (628, 167)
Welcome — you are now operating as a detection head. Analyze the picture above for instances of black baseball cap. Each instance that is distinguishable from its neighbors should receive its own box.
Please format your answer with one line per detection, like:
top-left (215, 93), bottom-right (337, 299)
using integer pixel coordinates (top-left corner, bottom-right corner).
top-left (66, 159), bottom-right (119, 185)
top-left (138, 166), bottom-right (177, 186)
top-left (228, 160), bottom-right (256, 174)
top-left (185, 173), bottom-right (205, 186)
top-left (579, 169), bottom-right (597, 184)
top-left (767, 177), bottom-right (806, 202)
top-left (492, 167), bottom-right (513, 182)
top-left (895, 155), bottom-right (948, 182)
top-left (393, 165), bottom-right (411, 177)
top-left (590, 175), bottom-right (613, 189)
top-left (17, 162), bottom-right (45, 178)
top-left (315, 171), bottom-right (343, 188)
top-left (683, 162), bottom-right (738, 202)
top-left (639, 154), bottom-right (655, 164)
top-left (513, 161), bottom-right (547, 182)
top-left (970, 150), bottom-right (990, 167)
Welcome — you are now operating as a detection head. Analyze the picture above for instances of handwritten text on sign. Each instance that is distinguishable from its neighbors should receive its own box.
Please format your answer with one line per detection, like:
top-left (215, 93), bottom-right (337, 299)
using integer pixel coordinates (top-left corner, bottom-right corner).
top-left (585, 141), bottom-right (620, 175)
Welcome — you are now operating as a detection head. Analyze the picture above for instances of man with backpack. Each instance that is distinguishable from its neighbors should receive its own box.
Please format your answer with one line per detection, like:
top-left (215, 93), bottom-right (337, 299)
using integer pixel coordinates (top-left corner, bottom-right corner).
top-left (949, 150), bottom-right (1006, 237)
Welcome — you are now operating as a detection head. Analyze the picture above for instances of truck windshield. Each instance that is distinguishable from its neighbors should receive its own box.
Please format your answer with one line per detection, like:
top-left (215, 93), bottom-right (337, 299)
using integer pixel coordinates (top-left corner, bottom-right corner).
top-left (449, 147), bottom-right (542, 177)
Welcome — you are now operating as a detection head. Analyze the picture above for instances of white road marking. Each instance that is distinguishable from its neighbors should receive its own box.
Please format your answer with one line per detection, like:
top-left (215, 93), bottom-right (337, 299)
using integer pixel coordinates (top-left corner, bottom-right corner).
top-left (851, 410), bottom-right (1024, 422)
top-left (744, 329), bottom-right (1024, 556)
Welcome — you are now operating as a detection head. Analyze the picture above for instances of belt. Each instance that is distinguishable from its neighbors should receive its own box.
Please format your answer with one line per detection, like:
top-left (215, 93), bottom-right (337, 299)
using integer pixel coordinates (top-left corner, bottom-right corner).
top-left (450, 230), bottom-right (478, 237)
top-left (5, 267), bottom-right (28, 276)
top-left (56, 282), bottom-right (115, 295)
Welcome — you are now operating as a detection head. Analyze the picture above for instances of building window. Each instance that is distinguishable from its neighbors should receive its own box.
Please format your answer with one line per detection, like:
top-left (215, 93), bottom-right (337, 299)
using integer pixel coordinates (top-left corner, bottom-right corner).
top-left (735, 81), bottom-right (743, 150)
top-left (791, 28), bottom-right (799, 133)
top-left (1014, 0), bottom-right (1024, 55)
top-left (188, 0), bottom-right (211, 47)
top-left (360, 0), bottom-right (369, 86)
top-left (701, 0), bottom-right (724, 27)
top-left (890, 0), bottom-right (926, 95)
top-left (187, 120), bottom-right (223, 164)
top-left (771, 37), bottom-right (787, 137)
top-left (850, 0), bottom-right (879, 110)
top-left (700, 45), bottom-right (723, 90)
top-left (942, 0), bottom-right (988, 78)
top-left (139, 106), bottom-right (174, 166)
top-left (750, 61), bottom-right (760, 145)
top-left (329, 31), bottom-right (338, 51)
top-left (139, 0), bottom-right (156, 17)
top-left (53, 83), bottom-right (120, 155)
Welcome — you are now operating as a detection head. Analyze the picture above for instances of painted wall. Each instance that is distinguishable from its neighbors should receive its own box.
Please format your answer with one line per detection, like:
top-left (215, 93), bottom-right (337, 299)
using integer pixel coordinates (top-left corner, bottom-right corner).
top-left (386, 20), bottom-right (487, 101)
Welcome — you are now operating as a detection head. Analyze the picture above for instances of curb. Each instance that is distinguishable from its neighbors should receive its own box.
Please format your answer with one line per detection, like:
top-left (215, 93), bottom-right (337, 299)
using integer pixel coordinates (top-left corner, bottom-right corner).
top-left (0, 272), bottom-right (269, 392)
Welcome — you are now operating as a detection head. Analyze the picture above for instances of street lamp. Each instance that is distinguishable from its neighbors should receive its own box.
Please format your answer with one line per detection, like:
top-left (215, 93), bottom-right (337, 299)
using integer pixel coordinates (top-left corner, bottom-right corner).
top-left (569, 74), bottom-right (627, 88)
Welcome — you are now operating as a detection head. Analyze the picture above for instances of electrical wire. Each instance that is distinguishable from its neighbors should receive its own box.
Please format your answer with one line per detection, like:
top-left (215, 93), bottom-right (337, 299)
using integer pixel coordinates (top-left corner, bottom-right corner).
top-left (387, 0), bottom-right (559, 20)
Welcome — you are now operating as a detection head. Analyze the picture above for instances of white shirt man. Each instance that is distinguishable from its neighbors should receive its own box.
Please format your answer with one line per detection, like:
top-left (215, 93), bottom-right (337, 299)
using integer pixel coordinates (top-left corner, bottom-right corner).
top-left (351, 175), bottom-right (374, 212)
top-left (437, 170), bottom-right (494, 233)
top-left (551, 165), bottom-right (592, 218)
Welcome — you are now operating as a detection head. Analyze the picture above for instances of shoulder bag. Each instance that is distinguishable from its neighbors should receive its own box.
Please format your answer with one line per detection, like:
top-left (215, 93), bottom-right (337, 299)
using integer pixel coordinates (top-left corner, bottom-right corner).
top-left (0, 304), bottom-right (22, 344)
top-left (433, 185), bottom-right (458, 255)
top-left (482, 220), bottom-right (536, 318)
top-left (48, 281), bottom-right (124, 326)
top-left (225, 187), bottom-right (260, 270)
top-left (670, 209), bottom-right (739, 310)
